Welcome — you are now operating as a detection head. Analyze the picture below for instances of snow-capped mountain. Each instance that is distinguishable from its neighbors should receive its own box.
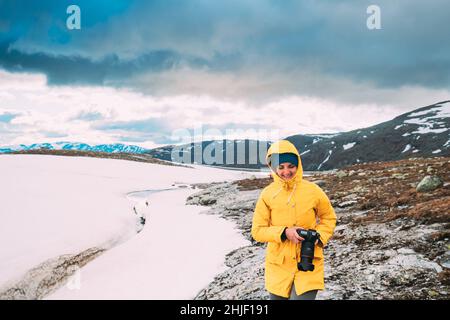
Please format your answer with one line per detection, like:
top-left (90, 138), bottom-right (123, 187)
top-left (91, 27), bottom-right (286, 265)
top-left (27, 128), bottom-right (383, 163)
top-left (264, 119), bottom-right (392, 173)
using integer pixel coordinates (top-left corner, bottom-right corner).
top-left (0, 142), bottom-right (149, 154)
top-left (2, 101), bottom-right (448, 170)
top-left (146, 101), bottom-right (449, 170)
top-left (286, 100), bottom-right (450, 170)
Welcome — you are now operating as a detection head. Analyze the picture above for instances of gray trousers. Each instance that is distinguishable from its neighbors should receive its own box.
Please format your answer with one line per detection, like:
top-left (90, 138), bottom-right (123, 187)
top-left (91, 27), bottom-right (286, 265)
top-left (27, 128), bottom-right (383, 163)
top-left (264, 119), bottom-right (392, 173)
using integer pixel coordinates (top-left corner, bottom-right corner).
top-left (269, 286), bottom-right (318, 300)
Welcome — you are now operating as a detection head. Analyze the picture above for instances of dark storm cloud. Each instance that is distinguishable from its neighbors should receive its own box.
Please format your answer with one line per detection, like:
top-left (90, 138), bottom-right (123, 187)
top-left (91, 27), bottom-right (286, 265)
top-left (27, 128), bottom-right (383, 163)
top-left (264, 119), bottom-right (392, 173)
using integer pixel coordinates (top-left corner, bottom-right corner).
top-left (0, 40), bottom-right (187, 85)
top-left (0, 0), bottom-right (449, 94)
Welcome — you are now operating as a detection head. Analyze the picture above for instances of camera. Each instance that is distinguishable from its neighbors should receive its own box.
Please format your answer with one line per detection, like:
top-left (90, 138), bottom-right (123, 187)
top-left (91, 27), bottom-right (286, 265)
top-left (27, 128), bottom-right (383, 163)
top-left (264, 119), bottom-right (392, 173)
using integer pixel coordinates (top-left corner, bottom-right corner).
top-left (296, 229), bottom-right (320, 272)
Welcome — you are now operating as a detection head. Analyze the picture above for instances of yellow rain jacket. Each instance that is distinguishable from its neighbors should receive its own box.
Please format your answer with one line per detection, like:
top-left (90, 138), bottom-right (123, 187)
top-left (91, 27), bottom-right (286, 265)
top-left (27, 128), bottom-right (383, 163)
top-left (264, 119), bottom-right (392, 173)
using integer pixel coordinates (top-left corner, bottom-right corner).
top-left (251, 140), bottom-right (337, 298)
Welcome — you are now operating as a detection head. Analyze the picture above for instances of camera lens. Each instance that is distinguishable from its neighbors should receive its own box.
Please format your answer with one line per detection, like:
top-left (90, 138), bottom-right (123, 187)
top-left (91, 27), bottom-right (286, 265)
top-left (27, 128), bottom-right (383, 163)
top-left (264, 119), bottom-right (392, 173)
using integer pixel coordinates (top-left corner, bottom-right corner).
top-left (296, 229), bottom-right (319, 272)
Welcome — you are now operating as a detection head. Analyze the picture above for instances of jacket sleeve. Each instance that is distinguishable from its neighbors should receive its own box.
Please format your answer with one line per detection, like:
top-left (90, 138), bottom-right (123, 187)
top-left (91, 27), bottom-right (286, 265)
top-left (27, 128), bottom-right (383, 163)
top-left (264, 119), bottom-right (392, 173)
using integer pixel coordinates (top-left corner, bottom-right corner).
top-left (314, 186), bottom-right (337, 246)
top-left (251, 191), bottom-right (286, 243)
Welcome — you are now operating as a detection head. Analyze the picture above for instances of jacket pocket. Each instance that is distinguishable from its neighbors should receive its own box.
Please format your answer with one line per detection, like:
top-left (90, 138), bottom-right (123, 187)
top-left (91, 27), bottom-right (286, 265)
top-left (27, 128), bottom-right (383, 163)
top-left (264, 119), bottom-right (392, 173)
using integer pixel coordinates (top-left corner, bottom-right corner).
top-left (267, 253), bottom-right (285, 265)
top-left (267, 242), bottom-right (286, 265)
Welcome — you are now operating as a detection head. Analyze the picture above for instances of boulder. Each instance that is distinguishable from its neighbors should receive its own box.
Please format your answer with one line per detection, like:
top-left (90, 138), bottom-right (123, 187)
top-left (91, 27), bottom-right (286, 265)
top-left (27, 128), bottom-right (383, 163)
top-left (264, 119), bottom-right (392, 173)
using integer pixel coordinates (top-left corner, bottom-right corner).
top-left (416, 175), bottom-right (443, 193)
top-left (336, 171), bottom-right (347, 179)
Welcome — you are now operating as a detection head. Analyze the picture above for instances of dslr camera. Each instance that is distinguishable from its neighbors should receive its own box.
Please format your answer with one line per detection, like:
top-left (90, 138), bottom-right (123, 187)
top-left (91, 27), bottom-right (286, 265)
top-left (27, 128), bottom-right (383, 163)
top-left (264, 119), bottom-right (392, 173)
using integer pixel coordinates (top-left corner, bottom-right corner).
top-left (296, 229), bottom-right (320, 272)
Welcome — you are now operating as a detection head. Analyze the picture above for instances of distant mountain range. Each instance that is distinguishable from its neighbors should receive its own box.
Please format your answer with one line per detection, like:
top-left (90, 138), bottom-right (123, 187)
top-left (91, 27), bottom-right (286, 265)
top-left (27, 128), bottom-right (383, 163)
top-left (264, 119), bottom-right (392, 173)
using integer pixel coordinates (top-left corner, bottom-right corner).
top-left (0, 142), bottom-right (148, 154)
top-left (1, 100), bottom-right (449, 170)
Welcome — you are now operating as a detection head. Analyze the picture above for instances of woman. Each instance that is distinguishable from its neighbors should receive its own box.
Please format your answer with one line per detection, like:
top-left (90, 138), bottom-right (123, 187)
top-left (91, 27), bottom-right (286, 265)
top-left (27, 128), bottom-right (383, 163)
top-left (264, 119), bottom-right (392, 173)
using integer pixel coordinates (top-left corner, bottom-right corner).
top-left (251, 140), bottom-right (336, 300)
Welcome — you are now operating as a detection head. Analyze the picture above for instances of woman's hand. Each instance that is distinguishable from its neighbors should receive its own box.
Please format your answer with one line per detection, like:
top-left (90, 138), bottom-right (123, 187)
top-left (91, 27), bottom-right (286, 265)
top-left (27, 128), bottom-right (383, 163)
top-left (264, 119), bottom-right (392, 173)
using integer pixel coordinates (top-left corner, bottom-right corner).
top-left (285, 227), bottom-right (304, 244)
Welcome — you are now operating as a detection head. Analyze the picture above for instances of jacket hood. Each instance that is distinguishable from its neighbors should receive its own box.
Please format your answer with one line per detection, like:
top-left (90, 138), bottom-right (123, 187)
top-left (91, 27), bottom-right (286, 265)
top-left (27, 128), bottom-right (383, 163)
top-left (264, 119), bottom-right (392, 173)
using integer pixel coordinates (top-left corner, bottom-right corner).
top-left (266, 140), bottom-right (303, 189)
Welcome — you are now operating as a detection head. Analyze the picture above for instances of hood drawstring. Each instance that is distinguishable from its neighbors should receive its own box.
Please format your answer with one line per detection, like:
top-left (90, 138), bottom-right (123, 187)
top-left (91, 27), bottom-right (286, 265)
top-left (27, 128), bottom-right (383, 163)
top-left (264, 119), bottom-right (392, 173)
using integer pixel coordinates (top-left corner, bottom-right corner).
top-left (287, 182), bottom-right (297, 205)
top-left (272, 186), bottom-right (283, 200)
top-left (272, 181), bottom-right (297, 206)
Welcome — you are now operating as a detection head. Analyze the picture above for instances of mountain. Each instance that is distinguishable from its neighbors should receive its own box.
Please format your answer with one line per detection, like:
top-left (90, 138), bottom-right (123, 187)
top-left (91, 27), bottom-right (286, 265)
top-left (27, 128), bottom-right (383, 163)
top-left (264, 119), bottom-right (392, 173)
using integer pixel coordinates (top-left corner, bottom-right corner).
top-left (2, 101), bottom-right (448, 170)
top-left (147, 101), bottom-right (449, 170)
top-left (0, 142), bottom-right (149, 154)
top-left (286, 100), bottom-right (450, 170)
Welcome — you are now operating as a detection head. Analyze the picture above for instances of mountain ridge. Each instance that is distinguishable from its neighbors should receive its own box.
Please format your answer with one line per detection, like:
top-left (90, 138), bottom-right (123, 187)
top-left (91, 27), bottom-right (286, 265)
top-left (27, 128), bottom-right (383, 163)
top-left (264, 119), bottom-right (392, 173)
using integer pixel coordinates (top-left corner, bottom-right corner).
top-left (1, 100), bottom-right (449, 170)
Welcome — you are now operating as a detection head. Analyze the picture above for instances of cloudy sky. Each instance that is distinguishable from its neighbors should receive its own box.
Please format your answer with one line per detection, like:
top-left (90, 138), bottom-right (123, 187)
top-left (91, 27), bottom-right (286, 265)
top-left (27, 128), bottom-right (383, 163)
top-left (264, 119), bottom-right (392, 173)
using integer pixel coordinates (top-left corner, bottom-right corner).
top-left (0, 0), bottom-right (449, 148)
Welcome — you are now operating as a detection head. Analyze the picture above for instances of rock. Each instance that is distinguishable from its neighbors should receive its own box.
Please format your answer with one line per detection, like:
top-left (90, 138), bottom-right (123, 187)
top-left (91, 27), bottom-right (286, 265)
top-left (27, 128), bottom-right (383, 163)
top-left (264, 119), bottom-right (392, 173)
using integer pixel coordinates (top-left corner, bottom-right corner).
top-left (350, 186), bottom-right (367, 193)
top-left (441, 258), bottom-right (450, 269)
top-left (225, 200), bottom-right (255, 211)
top-left (416, 175), bottom-right (443, 192)
top-left (313, 180), bottom-right (326, 187)
top-left (338, 200), bottom-right (358, 208)
top-left (342, 193), bottom-right (358, 201)
top-left (389, 253), bottom-right (443, 273)
top-left (187, 194), bottom-right (217, 206)
top-left (199, 197), bottom-right (217, 205)
top-left (397, 248), bottom-right (415, 255)
top-left (334, 225), bottom-right (347, 232)
top-left (336, 171), bottom-right (347, 179)
top-left (428, 290), bottom-right (439, 297)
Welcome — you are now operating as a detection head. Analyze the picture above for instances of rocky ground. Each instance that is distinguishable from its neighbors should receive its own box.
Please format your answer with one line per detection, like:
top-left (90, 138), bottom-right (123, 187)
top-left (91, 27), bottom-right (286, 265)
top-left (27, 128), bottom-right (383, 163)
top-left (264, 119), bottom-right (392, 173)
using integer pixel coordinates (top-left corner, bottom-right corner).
top-left (189, 157), bottom-right (450, 300)
top-left (0, 247), bottom-right (104, 300)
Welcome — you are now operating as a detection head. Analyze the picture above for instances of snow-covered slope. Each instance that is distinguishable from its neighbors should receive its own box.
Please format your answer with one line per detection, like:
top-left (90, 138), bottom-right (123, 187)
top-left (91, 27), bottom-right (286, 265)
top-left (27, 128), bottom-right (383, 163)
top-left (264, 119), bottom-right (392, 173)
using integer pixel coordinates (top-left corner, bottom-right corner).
top-left (48, 187), bottom-right (249, 299)
top-left (0, 155), bottom-right (254, 299)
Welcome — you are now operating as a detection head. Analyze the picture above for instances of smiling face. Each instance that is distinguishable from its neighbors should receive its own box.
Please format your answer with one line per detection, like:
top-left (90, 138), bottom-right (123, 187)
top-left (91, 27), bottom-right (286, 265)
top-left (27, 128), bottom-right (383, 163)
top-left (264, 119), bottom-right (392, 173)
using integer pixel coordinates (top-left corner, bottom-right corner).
top-left (275, 162), bottom-right (297, 181)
